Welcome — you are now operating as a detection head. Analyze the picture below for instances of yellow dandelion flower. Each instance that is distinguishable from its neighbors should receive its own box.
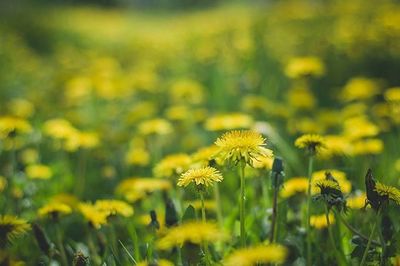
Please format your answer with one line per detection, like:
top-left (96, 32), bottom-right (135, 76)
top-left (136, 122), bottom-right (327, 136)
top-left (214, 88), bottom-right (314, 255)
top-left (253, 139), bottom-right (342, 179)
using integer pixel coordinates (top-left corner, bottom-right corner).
top-left (170, 79), bottom-right (204, 105)
top-left (351, 138), bottom-right (384, 155)
top-left (20, 148), bottom-right (39, 165)
top-left (385, 87), bottom-right (400, 102)
top-left (315, 179), bottom-right (341, 191)
top-left (312, 170), bottom-right (351, 194)
top-left (137, 259), bottom-right (174, 266)
top-left (138, 118), bottom-right (173, 136)
top-left (0, 116), bottom-right (32, 139)
top-left (318, 135), bottom-right (353, 159)
top-left (178, 167), bottom-right (223, 188)
top-left (78, 203), bottom-right (109, 229)
top-left (125, 147), bottom-right (150, 166)
top-left (156, 222), bottom-right (226, 250)
top-left (343, 116), bottom-right (379, 140)
top-left (280, 177), bottom-right (308, 198)
top-left (252, 154), bottom-right (274, 170)
top-left (285, 56), bottom-right (325, 78)
top-left (204, 113), bottom-right (254, 131)
top-left (153, 153), bottom-right (192, 178)
top-left (224, 244), bottom-right (288, 266)
top-left (295, 134), bottom-right (326, 155)
top-left (94, 199), bottom-right (134, 217)
top-left (165, 105), bottom-right (191, 121)
top-left (375, 182), bottom-right (400, 205)
top-left (43, 118), bottom-right (77, 140)
top-left (38, 202), bottom-right (72, 218)
top-left (191, 145), bottom-right (220, 166)
top-left (25, 164), bottom-right (52, 180)
top-left (64, 131), bottom-right (100, 151)
top-left (7, 98), bottom-right (35, 118)
top-left (340, 77), bottom-right (380, 102)
top-left (51, 193), bottom-right (79, 208)
top-left (310, 213), bottom-right (334, 229)
top-left (215, 130), bottom-right (272, 166)
top-left (0, 215), bottom-right (30, 246)
top-left (347, 193), bottom-right (367, 209)
top-left (116, 177), bottom-right (171, 202)
top-left (287, 87), bottom-right (316, 110)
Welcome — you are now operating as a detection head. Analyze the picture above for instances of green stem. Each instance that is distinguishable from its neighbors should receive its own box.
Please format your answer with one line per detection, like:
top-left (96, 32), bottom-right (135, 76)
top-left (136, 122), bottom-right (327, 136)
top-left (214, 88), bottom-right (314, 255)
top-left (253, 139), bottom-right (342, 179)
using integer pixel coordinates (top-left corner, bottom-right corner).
top-left (360, 219), bottom-right (378, 266)
top-left (269, 172), bottom-right (279, 243)
top-left (239, 160), bottom-right (246, 247)
top-left (200, 192), bottom-right (212, 266)
top-left (177, 246), bottom-right (183, 266)
top-left (325, 207), bottom-right (346, 266)
top-left (56, 224), bottom-right (68, 266)
top-left (377, 215), bottom-right (386, 266)
top-left (306, 156), bottom-right (314, 266)
top-left (213, 183), bottom-right (224, 229)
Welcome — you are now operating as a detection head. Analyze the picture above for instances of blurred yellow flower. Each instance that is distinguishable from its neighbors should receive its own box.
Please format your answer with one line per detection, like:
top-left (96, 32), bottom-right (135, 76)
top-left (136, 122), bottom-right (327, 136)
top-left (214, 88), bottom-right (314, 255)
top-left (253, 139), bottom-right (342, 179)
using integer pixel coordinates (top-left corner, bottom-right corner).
top-left (312, 170), bottom-right (351, 194)
top-left (116, 177), bottom-right (171, 202)
top-left (43, 118), bottom-right (77, 140)
top-left (26, 164), bottom-right (53, 180)
top-left (170, 79), bottom-right (204, 105)
top-left (285, 56), bottom-right (325, 78)
top-left (310, 213), bottom-right (334, 229)
top-left (64, 131), bottom-right (100, 151)
top-left (224, 244), bottom-right (288, 266)
top-left (252, 154), bottom-right (274, 170)
top-left (125, 147), bottom-right (150, 166)
top-left (156, 221), bottom-right (226, 250)
top-left (0, 215), bottom-right (30, 245)
top-left (280, 177), bottom-right (308, 198)
top-left (38, 202), bottom-right (72, 218)
top-left (215, 130), bottom-right (272, 166)
top-left (138, 118), bottom-right (173, 136)
top-left (191, 145), bottom-right (220, 166)
top-left (20, 148), bottom-right (39, 165)
top-left (186, 200), bottom-right (216, 211)
top-left (384, 87), bottom-right (400, 102)
top-left (7, 98), bottom-right (35, 118)
top-left (51, 193), bottom-right (79, 208)
top-left (287, 87), bottom-right (316, 110)
top-left (318, 135), bottom-right (353, 159)
top-left (153, 153), bottom-right (192, 178)
top-left (205, 113), bottom-right (254, 131)
top-left (351, 138), bottom-right (384, 155)
top-left (295, 134), bottom-right (326, 155)
top-left (347, 193), bottom-right (367, 209)
top-left (94, 199), bottom-right (134, 217)
top-left (343, 116), bottom-right (379, 140)
top-left (0, 116), bottom-right (32, 139)
top-left (78, 203), bottom-right (109, 229)
top-left (178, 167), bottom-right (223, 188)
top-left (340, 77), bottom-right (380, 102)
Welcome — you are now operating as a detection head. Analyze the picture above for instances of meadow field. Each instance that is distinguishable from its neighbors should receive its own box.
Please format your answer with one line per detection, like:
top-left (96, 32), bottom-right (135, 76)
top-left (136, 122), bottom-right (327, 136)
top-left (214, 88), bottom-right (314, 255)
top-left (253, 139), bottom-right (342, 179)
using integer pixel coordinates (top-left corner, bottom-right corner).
top-left (1, 0), bottom-right (400, 265)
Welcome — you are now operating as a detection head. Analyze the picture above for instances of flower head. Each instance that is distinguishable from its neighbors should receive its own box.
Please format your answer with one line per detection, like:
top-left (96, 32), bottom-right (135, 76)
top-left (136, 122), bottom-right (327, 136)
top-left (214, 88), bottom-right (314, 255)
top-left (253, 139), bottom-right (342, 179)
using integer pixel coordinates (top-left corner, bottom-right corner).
top-left (224, 244), bottom-right (288, 266)
top-left (78, 203), bottom-right (109, 229)
top-left (0, 215), bottom-right (30, 246)
top-left (178, 167), bottom-right (223, 188)
top-left (204, 113), bottom-right (253, 131)
top-left (215, 130), bottom-right (272, 166)
top-left (153, 153), bottom-right (192, 178)
top-left (138, 118), bottom-right (173, 136)
top-left (25, 164), bottom-right (53, 180)
top-left (374, 182), bottom-right (400, 206)
top-left (310, 213), bottom-right (335, 229)
top-left (38, 202), bottom-right (72, 219)
top-left (280, 177), bottom-right (308, 198)
top-left (116, 177), bottom-right (171, 202)
top-left (94, 199), bottom-right (134, 217)
top-left (285, 56), bottom-right (325, 78)
top-left (156, 221), bottom-right (226, 250)
top-left (295, 134), bottom-right (326, 155)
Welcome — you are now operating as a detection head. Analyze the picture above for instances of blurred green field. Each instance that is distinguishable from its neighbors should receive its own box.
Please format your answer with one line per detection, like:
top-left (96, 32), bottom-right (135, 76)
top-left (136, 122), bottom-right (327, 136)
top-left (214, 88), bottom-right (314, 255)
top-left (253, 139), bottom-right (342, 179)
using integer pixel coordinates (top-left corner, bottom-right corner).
top-left (1, 0), bottom-right (400, 265)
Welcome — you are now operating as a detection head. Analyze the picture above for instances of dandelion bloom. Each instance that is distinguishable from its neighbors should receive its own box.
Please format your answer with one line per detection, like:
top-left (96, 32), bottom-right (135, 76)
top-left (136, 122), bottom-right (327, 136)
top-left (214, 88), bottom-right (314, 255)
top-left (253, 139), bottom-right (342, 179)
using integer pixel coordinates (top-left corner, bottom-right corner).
top-left (310, 213), bottom-right (335, 229)
top-left (38, 202), bottom-right (72, 218)
top-left (204, 113), bottom-right (254, 131)
top-left (0, 116), bottom-right (32, 139)
top-left (295, 134), bottom-right (326, 155)
top-left (347, 193), bottom-right (367, 209)
top-left (0, 215), bottom-right (30, 246)
top-left (285, 56), bottom-right (325, 78)
top-left (280, 177), bottom-right (308, 198)
top-left (312, 170), bottom-right (352, 194)
top-left (94, 199), bottom-right (134, 217)
top-left (340, 77), bottom-right (380, 102)
top-left (224, 244), bottom-right (288, 266)
top-left (125, 147), bottom-right (150, 166)
top-left (384, 87), bottom-right (400, 102)
top-left (116, 177), bottom-right (171, 202)
top-left (138, 118), bottom-right (173, 136)
top-left (215, 130), bottom-right (272, 166)
top-left (156, 221), bottom-right (226, 250)
top-left (374, 182), bottom-right (400, 205)
top-left (191, 145), bottom-right (220, 166)
top-left (25, 164), bottom-right (53, 180)
top-left (78, 203), bottom-right (109, 229)
top-left (153, 153), bottom-right (192, 178)
top-left (178, 167), bottom-right (223, 188)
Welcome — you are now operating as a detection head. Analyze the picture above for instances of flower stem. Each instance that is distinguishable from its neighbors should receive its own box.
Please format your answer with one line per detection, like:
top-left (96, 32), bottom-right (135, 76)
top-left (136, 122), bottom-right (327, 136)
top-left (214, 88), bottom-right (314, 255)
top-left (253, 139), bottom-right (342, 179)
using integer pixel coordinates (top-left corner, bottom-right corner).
top-left (239, 160), bottom-right (246, 247)
top-left (56, 224), bottom-right (68, 266)
top-left (360, 219), bottom-right (378, 266)
top-left (269, 172), bottom-right (279, 243)
top-left (325, 206), bottom-right (347, 266)
top-left (213, 183), bottom-right (223, 229)
top-left (200, 192), bottom-right (212, 266)
top-left (306, 155), bottom-right (314, 266)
